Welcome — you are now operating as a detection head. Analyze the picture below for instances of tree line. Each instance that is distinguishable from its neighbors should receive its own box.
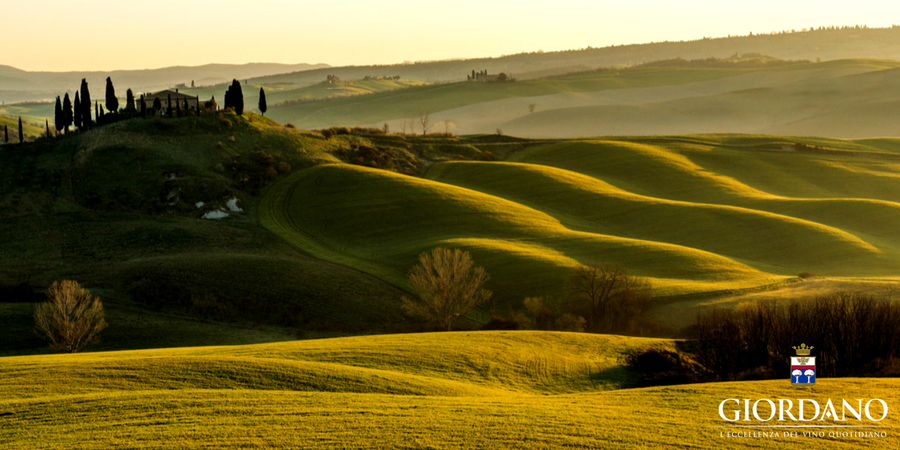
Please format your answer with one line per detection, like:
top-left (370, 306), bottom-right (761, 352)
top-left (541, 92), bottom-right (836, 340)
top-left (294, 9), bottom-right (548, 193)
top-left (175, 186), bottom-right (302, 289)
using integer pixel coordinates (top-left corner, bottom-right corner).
top-left (7, 77), bottom-right (270, 144)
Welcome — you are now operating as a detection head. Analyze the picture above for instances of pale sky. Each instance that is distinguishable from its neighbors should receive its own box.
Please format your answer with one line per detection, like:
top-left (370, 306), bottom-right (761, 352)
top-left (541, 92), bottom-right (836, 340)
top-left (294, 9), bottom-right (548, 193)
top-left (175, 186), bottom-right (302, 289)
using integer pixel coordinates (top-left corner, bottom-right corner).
top-left (7, 0), bottom-right (900, 71)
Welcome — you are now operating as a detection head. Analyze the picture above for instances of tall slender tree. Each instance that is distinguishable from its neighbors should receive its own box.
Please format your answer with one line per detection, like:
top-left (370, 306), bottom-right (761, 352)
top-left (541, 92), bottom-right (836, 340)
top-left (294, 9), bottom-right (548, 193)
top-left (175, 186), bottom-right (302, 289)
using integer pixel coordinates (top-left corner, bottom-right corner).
top-left (105, 77), bottom-right (118, 113)
top-left (125, 89), bottom-right (135, 114)
top-left (74, 91), bottom-right (82, 130)
top-left (258, 87), bottom-right (267, 116)
top-left (45, 119), bottom-right (50, 138)
top-left (95, 102), bottom-right (99, 122)
top-left (54, 96), bottom-right (63, 134)
top-left (4, 124), bottom-right (8, 143)
top-left (63, 93), bottom-right (73, 133)
top-left (80, 79), bottom-right (91, 129)
top-left (232, 79), bottom-right (244, 115)
top-left (140, 94), bottom-right (146, 117)
top-left (166, 94), bottom-right (173, 117)
top-left (18, 117), bottom-right (23, 143)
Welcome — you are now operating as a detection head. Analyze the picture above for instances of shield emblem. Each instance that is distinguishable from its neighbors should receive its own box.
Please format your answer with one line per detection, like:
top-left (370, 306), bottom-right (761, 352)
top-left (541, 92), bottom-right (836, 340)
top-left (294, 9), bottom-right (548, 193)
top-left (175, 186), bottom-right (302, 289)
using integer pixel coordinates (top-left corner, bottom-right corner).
top-left (791, 344), bottom-right (815, 384)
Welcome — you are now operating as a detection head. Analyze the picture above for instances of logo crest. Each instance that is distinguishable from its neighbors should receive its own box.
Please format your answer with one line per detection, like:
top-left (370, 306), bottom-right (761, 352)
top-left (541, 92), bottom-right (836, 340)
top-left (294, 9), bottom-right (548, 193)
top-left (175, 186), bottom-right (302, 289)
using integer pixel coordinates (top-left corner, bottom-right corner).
top-left (791, 344), bottom-right (815, 384)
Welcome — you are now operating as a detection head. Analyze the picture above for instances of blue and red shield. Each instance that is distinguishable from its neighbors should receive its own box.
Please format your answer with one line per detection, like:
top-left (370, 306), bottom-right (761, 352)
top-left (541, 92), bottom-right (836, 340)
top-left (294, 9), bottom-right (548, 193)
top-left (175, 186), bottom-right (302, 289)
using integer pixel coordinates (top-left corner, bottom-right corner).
top-left (791, 356), bottom-right (816, 384)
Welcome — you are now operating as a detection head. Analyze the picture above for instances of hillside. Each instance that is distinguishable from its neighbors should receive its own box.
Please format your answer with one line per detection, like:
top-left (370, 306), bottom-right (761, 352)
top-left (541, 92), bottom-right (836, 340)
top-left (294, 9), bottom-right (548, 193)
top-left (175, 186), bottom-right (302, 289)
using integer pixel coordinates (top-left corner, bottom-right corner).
top-left (265, 58), bottom-right (900, 138)
top-left (252, 26), bottom-right (900, 84)
top-left (5, 114), bottom-right (900, 352)
top-left (261, 134), bottom-right (900, 325)
top-left (1, 331), bottom-right (897, 449)
top-left (11, 57), bottom-right (900, 140)
top-left (0, 113), bottom-right (415, 356)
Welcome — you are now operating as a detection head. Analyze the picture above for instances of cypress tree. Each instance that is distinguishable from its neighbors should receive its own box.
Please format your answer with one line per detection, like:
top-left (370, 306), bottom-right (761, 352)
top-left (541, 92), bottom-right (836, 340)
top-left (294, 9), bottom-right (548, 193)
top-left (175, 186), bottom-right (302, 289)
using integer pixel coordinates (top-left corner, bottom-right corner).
top-left (18, 117), bottom-right (23, 143)
top-left (125, 89), bottom-right (135, 114)
top-left (63, 93), bottom-right (73, 133)
top-left (258, 87), bottom-right (267, 116)
top-left (95, 102), bottom-right (99, 122)
top-left (54, 96), bottom-right (63, 133)
top-left (224, 85), bottom-right (232, 110)
top-left (4, 124), bottom-right (7, 143)
top-left (74, 91), bottom-right (82, 130)
top-left (140, 94), bottom-right (146, 117)
top-left (105, 77), bottom-right (118, 113)
top-left (153, 97), bottom-right (162, 113)
top-left (80, 79), bottom-right (91, 128)
top-left (166, 94), bottom-right (173, 117)
top-left (45, 119), bottom-right (50, 138)
top-left (231, 79), bottom-right (244, 116)
top-left (176, 97), bottom-right (182, 117)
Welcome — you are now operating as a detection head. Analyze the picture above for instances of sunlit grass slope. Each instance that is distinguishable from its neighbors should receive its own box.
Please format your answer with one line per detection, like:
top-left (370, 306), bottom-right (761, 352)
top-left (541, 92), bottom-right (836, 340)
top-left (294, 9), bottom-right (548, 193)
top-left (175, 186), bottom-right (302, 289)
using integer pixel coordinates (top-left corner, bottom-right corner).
top-left (260, 164), bottom-right (780, 303)
top-left (261, 134), bottom-right (900, 307)
top-left (2, 332), bottom-right (898, 449)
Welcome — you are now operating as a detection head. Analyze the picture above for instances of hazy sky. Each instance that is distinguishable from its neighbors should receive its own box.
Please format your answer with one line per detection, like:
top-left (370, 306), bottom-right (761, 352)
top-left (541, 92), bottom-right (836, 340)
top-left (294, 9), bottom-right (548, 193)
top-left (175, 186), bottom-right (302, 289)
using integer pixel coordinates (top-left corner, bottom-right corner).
top-left (8, 0), bottom-right (900, 71)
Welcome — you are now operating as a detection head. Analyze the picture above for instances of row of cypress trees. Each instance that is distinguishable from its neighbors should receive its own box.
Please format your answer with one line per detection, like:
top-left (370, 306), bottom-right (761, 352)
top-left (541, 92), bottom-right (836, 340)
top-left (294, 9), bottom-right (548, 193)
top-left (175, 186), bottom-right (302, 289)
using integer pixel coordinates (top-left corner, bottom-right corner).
top-left (25, 76), bottom-right (270, 141)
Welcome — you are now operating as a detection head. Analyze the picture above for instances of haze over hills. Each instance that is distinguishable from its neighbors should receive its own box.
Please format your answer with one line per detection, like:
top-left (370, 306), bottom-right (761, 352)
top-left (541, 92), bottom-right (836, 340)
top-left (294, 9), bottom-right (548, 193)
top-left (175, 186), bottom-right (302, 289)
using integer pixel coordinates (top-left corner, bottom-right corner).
top-left (251, 26), bottom-right (900, 84)
top-left (0, 62), bottom-right (329, 103)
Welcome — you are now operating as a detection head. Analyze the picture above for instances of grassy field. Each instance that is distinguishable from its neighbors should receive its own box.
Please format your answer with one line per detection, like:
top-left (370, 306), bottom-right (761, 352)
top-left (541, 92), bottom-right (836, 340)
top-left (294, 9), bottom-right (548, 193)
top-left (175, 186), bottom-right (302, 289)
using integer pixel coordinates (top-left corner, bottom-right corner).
top-left (1, 331), bottom-right (897, 449)
top-left (0, 113), bottom-right (46, 140)
top-left (260, 134), bottom-right (900, 319)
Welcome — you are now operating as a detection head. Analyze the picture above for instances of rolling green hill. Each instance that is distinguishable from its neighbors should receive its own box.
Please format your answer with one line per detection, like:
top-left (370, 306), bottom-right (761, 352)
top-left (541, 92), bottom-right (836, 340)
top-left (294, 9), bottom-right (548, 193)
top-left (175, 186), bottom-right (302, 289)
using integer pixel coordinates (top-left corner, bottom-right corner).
top-left (2, 331), bottom-right (897, 449)
top-left (260, 134), bottom-right (900, 323)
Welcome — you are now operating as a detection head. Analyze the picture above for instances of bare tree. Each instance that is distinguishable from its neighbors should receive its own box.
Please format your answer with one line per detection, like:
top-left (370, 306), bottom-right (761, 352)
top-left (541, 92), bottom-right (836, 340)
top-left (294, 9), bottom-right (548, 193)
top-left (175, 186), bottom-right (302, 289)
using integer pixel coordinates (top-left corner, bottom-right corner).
top-left (402, 248), bottom-right (492, 330)
top-left (34, 280), bottom-right (108, 353)
top-left (418, 110), bottom-right (431, 136)
top-left (566, 263), bottom-right (651, 332)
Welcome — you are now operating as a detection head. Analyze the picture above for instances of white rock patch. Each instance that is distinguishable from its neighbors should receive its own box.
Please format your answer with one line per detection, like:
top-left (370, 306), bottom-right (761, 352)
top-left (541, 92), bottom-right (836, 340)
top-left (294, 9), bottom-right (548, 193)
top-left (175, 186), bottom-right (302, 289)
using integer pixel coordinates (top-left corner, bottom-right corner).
top-left (195, 201), bottom-right (205, 209)
top-left (202, 209), bottom-right (229, 220)
top-left (226, 197), bottom-right (243, 212)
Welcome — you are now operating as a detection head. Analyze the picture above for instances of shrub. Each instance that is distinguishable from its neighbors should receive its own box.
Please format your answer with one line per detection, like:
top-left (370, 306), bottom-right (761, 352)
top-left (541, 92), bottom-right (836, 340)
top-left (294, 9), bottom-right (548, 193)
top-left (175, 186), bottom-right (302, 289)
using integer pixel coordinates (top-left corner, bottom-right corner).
top-left (321, 129), bottom-right (334, 140)
top-left (33, 280), bottom-right (108, 353)
top-left (520, 296), bottom-right (585, 332)
top-left (798, 271), bottom-right (816, 279)
top-left (565, 263), bottom-right (651, 333)
top-left (623, 347), bottom-right (706, 386)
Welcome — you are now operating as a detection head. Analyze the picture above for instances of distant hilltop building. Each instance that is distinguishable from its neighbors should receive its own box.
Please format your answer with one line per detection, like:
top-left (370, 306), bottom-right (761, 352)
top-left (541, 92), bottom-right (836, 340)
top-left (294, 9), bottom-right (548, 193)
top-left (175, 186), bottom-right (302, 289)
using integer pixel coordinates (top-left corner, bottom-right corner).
top-left (467, 70), bottom-right (512, 82)
top-left (326, 74), bottom-right (342, 84)
top-left (144, 89), bottom-right (204, 115)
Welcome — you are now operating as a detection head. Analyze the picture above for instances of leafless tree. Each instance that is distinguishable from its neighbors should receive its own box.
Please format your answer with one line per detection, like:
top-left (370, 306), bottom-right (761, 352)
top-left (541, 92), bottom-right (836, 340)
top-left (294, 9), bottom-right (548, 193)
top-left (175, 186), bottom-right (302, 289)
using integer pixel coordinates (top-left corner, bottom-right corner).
top-left (34, 280), bottom-right (108, 353)
top-left (566, 263), bottom-right (651, 332)
top-left (402, 247), bottom-right (492, 331)
top-left (442, 120), bottom-right (454, 135)
top-left (418, 110), bottom-right (431, 136)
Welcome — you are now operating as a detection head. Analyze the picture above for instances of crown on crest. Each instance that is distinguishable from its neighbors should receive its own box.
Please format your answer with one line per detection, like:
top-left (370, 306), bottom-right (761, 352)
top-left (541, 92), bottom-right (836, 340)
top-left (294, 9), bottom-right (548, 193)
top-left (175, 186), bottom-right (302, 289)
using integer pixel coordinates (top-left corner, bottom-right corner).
top-left (793, 344), bottom-right (813, 356)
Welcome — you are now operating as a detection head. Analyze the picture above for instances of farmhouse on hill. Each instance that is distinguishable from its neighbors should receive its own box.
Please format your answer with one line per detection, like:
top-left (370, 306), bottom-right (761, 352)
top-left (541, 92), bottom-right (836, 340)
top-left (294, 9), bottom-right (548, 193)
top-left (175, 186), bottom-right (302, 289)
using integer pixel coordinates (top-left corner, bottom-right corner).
top-left (467, 69), bottom-right (512, 82)
top-left (143, 89), bottom-right (205, 115)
